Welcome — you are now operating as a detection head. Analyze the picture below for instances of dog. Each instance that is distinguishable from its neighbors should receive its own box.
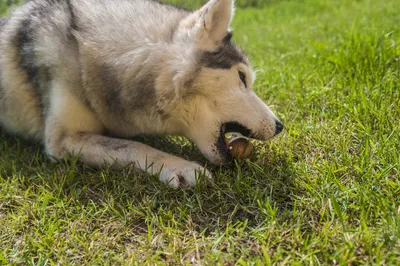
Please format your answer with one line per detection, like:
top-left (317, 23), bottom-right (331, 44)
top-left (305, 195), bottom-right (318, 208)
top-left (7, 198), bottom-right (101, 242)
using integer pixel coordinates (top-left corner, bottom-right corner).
top-left (0, 0), bottom-right (283, 188)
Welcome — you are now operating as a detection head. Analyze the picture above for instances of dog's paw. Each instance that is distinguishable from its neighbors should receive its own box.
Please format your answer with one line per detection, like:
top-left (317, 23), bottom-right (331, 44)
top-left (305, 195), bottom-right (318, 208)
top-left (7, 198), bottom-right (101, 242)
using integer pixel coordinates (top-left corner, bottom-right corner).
top-left (159, 160), bottom-right (212, 188)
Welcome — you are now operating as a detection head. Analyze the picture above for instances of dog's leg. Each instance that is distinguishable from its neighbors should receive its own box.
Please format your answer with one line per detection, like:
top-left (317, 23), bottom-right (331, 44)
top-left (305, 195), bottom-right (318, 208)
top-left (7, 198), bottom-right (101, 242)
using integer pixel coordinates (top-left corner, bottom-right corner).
top-left (45, 81), bottom-right (211, 188)
top-left (53, 133), bottom-right (211, 187)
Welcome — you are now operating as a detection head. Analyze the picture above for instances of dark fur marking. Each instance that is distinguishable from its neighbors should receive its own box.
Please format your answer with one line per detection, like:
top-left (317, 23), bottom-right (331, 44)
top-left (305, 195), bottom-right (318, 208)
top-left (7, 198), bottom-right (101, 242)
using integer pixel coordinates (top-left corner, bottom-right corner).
top-left (18, 19), bottom-right (37, 86)
top-left (0, 82), bottom-right (4, 107)
top-left (16, 0), bottom-right (72, 116)
top-left (127, 71), bottom-right (157, 112)
top-left (17, 18), bottom-right (49, 116)
top-left (223, 32), bottom-right (233, 44)
top-left (100, 64), bottom-right (125, 114)
top-left (0, 18), bottom-right (7, 29)
top-left (157, 109), bottom-right (170, 121)
top-left (100, 64), bottom-right (157, 117)
top-left (66, 0), bottom-right (79, 31)
top-left (73, 133), bottom-right (129, 152)
top-left (199, 40), bottom-right (247, 69)
top-left (96, 138), bottom-right (129, 151)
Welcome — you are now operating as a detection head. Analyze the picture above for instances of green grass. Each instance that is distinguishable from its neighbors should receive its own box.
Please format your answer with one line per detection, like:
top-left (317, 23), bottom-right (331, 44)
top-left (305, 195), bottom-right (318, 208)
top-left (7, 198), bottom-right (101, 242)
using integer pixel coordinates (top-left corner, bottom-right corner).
top-left (1, 0), bottom-right (400, 264)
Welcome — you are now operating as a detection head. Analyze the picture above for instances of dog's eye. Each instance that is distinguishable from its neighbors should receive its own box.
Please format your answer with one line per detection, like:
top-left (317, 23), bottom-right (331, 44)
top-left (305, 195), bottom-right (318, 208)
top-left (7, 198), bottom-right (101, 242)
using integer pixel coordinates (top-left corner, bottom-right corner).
top-left (239, 71), bottom-right (247, 88)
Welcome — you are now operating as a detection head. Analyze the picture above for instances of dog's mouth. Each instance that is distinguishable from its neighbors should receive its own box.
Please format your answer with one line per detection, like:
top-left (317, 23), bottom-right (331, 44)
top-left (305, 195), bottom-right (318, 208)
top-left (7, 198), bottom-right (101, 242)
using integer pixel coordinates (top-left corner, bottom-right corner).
top-left (215, 121), bottom-right (254, 165)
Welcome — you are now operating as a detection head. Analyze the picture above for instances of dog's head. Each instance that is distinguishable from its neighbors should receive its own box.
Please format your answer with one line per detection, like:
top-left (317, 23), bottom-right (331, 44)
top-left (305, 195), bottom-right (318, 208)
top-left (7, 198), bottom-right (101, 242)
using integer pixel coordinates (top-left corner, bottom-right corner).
top-left (166, 0), bottom-right (283, 165)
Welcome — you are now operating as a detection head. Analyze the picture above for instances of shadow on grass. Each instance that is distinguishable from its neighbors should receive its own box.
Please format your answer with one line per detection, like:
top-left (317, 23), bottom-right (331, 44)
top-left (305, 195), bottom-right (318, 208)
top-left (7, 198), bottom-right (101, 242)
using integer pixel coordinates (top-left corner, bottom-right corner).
top-left (0, 128), bottom-right (298, 231)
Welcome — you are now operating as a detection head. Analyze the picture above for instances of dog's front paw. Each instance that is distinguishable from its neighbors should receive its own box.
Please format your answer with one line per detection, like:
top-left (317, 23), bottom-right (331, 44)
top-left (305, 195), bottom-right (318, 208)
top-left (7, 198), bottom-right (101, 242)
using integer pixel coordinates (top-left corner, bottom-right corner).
top-left (158, 160), bottom-right (212, 188)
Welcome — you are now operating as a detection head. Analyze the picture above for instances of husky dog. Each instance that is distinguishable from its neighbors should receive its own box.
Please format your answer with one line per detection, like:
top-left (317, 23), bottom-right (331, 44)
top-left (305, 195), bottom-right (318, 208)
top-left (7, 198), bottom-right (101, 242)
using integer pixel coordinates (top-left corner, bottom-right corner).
top-left (0, 0), bottom-right (283, 188)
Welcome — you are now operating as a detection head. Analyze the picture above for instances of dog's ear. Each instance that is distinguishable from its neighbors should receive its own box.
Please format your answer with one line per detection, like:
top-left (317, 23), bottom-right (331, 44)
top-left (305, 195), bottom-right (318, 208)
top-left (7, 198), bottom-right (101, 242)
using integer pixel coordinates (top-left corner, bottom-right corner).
top-left (180, 0), bottom-right (234, 50)
top-left (198, 0), bottom-right (234, 44)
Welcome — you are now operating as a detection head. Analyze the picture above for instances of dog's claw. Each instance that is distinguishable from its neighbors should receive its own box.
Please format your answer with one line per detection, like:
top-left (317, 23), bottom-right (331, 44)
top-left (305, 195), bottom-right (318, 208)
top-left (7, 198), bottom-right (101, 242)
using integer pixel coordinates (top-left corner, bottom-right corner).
top-left (159, 161), bottom-right (212, 188)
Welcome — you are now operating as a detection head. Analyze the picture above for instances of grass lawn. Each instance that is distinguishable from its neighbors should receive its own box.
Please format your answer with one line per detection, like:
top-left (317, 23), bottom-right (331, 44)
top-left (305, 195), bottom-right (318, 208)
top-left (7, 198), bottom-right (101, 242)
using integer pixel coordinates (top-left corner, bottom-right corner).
top-left (1, 0), bottom-right (400, 264)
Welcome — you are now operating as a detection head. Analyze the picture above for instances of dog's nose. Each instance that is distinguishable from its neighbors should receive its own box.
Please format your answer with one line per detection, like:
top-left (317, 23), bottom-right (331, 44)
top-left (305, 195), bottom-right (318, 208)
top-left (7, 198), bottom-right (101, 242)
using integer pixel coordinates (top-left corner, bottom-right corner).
top-left (275, 120), bottom-right (284, 135)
